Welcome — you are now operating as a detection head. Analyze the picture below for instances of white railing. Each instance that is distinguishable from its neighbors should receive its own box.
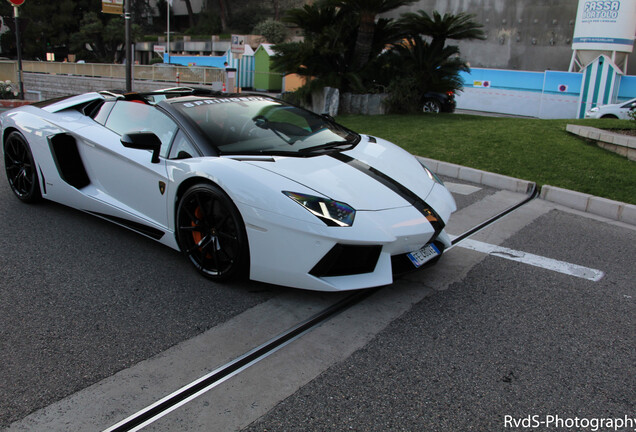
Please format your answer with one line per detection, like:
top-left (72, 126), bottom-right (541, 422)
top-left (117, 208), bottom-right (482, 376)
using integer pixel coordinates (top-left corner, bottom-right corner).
top-left (21, 61), bottom-right (225, 85)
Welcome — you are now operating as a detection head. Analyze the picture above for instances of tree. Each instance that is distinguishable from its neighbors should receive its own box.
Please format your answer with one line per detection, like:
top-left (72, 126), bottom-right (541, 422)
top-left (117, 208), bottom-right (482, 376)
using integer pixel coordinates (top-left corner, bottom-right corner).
top-left (274, 1), bottom-right (406, 97)
top-left (274, 2), bottom-right (361, 98)
top-left (120, 0), bottom-right (154, 27)
top-left (271, 0), bottom-right (483, 112)
top-left (253, 19), bottom-right (288, 44)
top-left (1, 0), bottom-right (84, 60)
top-left (383, 37), bottom-right (469, 112)
top-left (69, 11), bottom-right (141, 63)
top-left (283, 2), bottom-right (341, 36)
top-left (182, 0), bottom-right (196, 28)
top-left (398, 10), bottom-right (486, 51)
top-left (184, 9), bottom-right (222, 36)
top-left (0, 0), bottom-right (151, 62)
top-left (332, 0), bottom-right (414, 70)
top-left (217, 0), bottom-right (228, 31)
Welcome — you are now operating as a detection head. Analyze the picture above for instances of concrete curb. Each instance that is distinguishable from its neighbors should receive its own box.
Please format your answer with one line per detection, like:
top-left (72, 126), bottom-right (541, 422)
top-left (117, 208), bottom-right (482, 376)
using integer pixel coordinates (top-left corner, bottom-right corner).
top-left (417, 157), bottom-right (534, 194)
top-left (418, 157), bottom-right (636, 226)
top-left (566, 124), bottom-right (636, 161)
top-left (540, 185), bottom-right (636, 226)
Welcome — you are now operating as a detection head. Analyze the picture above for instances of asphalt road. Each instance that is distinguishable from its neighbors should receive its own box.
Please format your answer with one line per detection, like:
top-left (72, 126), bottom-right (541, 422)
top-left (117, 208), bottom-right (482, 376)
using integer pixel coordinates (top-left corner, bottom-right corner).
top-left (244, 209), bottom-right (635, 431)
top-left (1, 157), bottom-right (634, 431)
top-left (0, 157), bottom-right (279, 427)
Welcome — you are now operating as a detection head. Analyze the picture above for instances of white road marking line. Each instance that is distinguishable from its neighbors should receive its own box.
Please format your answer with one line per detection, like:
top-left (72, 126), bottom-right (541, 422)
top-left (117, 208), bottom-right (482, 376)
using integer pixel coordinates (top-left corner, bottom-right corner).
top-left (450, 238), bottom-right (605, 281)
top-left (444, 182), bottom-right (482, 196)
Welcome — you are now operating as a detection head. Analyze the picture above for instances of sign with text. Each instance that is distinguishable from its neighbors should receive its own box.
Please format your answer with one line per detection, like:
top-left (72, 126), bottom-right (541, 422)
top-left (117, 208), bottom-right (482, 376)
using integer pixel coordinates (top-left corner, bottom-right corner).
top-left (102, 0), bottom-right (123, 15)
top-left (573, 0), bottom-right (636, 52)
top-left (231, 35), bottom-right (245, 54)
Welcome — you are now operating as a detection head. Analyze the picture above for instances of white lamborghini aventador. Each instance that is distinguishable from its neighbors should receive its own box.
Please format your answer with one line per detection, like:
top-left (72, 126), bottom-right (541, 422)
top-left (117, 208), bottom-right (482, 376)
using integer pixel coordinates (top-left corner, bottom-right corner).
top-left (1, 88), bottom-right (456, 291)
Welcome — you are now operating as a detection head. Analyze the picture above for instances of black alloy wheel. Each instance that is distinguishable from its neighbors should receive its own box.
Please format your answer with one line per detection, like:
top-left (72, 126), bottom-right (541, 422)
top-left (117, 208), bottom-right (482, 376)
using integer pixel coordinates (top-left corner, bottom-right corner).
top-left (4, 131), bottom-right (41, 202)
top-left (422, 98), bottom-right (442, 113)
top-left (176, 183), bottom-right (249, 281)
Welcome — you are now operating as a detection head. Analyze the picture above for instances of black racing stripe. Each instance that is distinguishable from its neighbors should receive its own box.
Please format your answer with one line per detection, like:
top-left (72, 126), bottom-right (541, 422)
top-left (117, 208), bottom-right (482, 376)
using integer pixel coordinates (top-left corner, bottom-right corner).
top-left (330, 152), bottom-right (445, 236)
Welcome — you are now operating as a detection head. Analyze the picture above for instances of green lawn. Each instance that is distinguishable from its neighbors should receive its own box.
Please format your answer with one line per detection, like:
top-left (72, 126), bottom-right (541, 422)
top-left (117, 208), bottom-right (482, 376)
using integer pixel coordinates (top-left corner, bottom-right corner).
top-left (336, 114), bottom-right (636, 205)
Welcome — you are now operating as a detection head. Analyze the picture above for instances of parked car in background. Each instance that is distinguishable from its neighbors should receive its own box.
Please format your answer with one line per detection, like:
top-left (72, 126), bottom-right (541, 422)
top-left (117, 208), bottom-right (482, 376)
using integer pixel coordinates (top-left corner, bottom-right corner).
top-left (585, 98), bottom-right (636, 119)
top-left (422, 91), bottom-right (456, 113)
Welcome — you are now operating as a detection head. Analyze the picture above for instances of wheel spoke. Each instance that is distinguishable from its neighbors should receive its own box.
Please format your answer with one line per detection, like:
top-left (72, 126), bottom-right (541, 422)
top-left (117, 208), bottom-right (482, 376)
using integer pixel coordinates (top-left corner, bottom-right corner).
top-left (178, 185), bottom-right (246, 279)
top-left (195, 193), bottom-right (215, 226)
top-left (218, 231), bottom-right (237, 242)
top-left (199, 236), bottom-right (217, 255)
top-left (178, 224), bottom-right (202, 232)
top-left (216, 246), bottom-right (234, 263)
top-left (185, 234), bottom-right (208, 254)
top-left (216, 213), bottom-right (231, 230)
top-left (207, 238), bottom-right (221, 270)
top-left (181, 204), bottom-right (198, 224)
top-left (5, 153), bottom-right (20, 166)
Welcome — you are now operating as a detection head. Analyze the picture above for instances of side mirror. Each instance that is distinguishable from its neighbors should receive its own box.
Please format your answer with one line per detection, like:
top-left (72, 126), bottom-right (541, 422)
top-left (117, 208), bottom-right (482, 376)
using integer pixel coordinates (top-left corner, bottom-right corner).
top-left (121, 132), bottom-right (161, 163)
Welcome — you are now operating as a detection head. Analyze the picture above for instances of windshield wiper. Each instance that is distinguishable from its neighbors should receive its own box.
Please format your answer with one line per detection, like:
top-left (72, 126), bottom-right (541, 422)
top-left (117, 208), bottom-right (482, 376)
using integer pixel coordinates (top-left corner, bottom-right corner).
top-left (298, 141), bottom-right (354, 154)
top-left (253, 115), bottom-right (298, 145)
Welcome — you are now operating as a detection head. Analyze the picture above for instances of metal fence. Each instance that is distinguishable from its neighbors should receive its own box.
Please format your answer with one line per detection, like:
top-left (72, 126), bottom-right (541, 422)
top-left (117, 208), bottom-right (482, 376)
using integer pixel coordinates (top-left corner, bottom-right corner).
top-left (20, 61), bottom-right (226, 85)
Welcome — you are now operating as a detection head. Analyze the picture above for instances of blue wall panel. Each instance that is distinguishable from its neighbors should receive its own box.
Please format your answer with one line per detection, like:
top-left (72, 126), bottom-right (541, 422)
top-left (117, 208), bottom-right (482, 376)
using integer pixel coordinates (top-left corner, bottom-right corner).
top-left (461, 69), bottom-right (545, 92)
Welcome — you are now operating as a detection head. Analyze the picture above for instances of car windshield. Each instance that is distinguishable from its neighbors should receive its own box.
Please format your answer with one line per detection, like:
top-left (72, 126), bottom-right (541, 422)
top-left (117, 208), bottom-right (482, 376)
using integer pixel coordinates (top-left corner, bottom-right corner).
top-left (173, 96), bottom-right (359, 155)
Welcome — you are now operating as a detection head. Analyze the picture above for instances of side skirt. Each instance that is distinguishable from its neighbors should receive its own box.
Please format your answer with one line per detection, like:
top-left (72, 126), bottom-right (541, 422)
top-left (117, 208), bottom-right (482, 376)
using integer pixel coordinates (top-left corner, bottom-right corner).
top-left (86, 210), bottom-right (165, 240)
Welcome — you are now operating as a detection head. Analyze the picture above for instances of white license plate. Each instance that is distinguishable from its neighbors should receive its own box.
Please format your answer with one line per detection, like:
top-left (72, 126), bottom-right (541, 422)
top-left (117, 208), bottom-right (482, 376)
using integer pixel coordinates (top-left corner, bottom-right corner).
top-left (407, 244), bottom-right (440, 268)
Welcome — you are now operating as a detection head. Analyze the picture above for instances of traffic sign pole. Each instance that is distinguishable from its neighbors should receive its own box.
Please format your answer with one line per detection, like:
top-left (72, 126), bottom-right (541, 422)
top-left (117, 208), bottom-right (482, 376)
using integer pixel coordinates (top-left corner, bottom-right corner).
top-left (231, 35), bottom-right (245, 94)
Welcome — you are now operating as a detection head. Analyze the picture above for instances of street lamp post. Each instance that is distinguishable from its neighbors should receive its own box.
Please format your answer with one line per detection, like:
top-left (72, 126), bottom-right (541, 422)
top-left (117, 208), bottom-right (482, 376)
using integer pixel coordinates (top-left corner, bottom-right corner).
top-left (7, 0), bottom-right (25, 99)
top-left (167, 0), bottom-right (171, 64)
top-left (125, 0), bottom-right (132, 91)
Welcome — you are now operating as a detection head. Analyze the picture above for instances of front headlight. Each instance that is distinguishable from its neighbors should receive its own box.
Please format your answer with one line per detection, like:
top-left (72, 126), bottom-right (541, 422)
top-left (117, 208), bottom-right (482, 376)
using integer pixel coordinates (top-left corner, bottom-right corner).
top-left (589, 107), bottom-right (600, 113)
top-left (418, 159), bottom-right (444, 185)
top-left (283, 191), bottom-right (355, 227)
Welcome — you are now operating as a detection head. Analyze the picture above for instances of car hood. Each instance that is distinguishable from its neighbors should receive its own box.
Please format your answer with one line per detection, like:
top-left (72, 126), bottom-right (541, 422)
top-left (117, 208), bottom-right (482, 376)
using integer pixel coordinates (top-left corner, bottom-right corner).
top-left (238, 136), bottom-right (436, 211)
top-left (593, 98), bottom-right (636, 112)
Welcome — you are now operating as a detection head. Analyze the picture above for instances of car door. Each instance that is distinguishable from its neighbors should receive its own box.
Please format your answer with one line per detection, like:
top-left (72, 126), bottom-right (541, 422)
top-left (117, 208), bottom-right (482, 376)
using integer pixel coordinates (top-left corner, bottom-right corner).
top-left (79, 100), bottom-right (177, 229)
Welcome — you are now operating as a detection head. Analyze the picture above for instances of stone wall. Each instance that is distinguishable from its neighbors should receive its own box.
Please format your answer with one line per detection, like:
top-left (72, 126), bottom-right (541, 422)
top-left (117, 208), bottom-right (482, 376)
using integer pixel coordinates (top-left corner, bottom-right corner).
top-left (384, 0), bottom-right (636, 75)
top-left (339, 93), bottom-right (388, 115)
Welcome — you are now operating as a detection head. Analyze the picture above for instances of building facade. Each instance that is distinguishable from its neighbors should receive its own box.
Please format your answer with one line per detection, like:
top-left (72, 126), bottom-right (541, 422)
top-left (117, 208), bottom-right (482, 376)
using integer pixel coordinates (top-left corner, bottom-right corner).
top-left (385, 0), bottom-right (636, 75)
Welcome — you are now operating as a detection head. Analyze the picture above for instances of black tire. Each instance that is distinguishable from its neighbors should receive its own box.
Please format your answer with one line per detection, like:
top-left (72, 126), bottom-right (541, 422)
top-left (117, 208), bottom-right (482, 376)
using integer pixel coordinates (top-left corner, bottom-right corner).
top-left (422, 98), bottom-right (441, 113)
top-left (600, 114), bottom-right (618, 119)
top-left (176, 183), bottom-right (249, 281)
top-left (3, 131), bottom-right (41, 203)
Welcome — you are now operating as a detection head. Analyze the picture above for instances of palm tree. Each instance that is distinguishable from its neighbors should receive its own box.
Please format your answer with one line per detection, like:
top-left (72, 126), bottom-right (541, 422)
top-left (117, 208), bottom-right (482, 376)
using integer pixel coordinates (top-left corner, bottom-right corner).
top-left (283, 2), bottom-right (343, 37)
top-left (275, 3), bottom-right (361, 98)
top-left (333, 0), bottom-right (414, 69)
top-left (398, 39), bottom-right (468, 92)
top-left (398, 10), bottom-right (485, 50)
top-left (384, 36), bottom-right (470, 112)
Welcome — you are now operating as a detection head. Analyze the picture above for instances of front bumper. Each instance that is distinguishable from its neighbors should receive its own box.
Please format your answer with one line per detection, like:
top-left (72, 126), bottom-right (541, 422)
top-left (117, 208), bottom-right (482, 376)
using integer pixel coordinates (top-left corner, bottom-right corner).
top-left (241, 201), bottom-right (452, 291)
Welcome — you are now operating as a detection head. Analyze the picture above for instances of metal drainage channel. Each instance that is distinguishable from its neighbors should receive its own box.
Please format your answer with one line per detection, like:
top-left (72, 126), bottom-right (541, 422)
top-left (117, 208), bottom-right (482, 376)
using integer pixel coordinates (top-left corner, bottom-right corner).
top-left (104, 183), bottom-right (539, 432)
